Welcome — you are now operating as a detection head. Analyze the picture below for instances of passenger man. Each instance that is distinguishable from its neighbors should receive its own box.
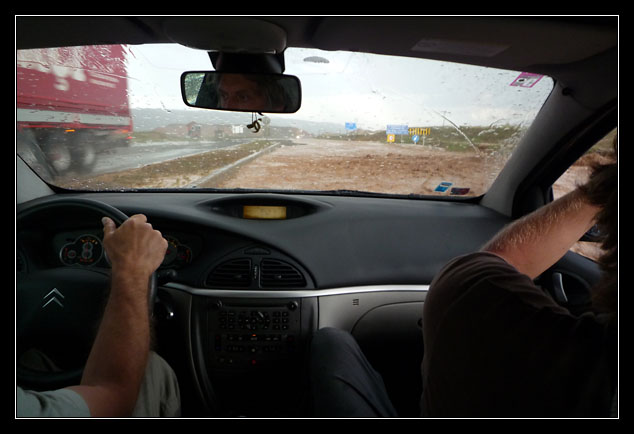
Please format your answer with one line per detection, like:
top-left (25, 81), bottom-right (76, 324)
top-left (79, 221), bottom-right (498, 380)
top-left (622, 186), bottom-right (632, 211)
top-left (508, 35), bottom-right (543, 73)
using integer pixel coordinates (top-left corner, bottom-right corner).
top-left (421, 141), bottom-right (617, 417)
top-left (310, 139), bottom-right (617, 417)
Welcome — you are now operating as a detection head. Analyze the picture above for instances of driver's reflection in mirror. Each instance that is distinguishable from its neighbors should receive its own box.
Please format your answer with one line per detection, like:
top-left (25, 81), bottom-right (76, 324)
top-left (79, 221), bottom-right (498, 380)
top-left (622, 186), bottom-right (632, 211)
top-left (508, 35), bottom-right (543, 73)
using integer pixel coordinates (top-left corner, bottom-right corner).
top-left (215, 73), bottom-right (285, 112)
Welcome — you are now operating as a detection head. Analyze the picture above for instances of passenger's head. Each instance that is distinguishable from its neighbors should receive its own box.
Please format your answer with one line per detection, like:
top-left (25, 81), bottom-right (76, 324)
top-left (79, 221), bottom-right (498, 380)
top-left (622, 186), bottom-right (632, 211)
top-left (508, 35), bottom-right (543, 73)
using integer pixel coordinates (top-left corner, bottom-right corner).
top-left (579, 132), bottom-right (618, 319)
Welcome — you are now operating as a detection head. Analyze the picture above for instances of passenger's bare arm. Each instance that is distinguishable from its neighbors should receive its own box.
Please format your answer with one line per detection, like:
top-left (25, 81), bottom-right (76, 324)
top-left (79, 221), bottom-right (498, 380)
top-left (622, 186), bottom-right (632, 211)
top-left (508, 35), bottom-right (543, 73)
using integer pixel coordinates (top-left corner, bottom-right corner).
top-left (482, 188), bottom-right (600, 279)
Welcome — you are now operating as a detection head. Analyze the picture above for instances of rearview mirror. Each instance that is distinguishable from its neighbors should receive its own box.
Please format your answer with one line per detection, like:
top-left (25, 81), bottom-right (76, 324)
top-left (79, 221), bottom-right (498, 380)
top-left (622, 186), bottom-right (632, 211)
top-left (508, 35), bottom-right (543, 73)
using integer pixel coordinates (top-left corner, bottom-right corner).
top-left (181, 71), bottom-right (301, 113)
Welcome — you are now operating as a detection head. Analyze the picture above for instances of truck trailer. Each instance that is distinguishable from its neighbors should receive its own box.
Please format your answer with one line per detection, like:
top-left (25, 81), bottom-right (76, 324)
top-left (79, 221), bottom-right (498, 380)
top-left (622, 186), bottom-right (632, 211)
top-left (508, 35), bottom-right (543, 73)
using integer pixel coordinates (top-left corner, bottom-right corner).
top-left (17, 44), bottom-right (132, 177)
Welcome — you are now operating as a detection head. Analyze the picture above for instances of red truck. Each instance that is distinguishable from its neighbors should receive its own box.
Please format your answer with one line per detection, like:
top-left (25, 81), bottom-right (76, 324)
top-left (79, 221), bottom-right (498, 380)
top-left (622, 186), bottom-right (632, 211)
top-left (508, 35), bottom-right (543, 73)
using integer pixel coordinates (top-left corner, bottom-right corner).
top-left (16, 44), bottom-right (132, 176)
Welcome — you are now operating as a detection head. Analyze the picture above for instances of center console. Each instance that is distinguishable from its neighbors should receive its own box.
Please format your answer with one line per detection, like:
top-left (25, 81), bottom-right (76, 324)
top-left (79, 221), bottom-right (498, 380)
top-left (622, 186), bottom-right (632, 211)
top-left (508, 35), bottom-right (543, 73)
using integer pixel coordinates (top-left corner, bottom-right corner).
top-left (189, 294), bottom-right (318, 417)
top-left (207, 298), bottom-right (303, 370)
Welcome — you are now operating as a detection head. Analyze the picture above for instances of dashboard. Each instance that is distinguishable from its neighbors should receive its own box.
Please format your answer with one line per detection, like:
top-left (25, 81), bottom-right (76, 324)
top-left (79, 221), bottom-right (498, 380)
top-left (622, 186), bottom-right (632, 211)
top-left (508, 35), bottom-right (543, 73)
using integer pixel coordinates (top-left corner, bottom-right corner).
top-left (17, 191), bottom-right (510, 290)
top-left (19, 221), bottom-right (313, 293)
top-left (51, 229), bottom-right (201, 270)
top-left (17, 225), bottom-right (204, 281)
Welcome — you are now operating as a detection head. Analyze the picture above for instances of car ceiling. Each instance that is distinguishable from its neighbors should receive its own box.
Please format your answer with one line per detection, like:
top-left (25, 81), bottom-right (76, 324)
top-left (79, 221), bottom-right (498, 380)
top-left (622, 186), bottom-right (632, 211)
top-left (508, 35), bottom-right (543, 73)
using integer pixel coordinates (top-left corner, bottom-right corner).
top-left (14, 16), bottom-right (615, 69)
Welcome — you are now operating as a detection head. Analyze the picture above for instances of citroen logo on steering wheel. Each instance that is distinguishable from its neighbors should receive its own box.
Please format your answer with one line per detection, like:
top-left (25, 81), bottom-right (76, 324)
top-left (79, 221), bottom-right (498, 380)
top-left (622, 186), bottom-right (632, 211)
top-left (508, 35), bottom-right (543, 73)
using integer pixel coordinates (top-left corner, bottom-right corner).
top-left (42, 288), bottom-right (65, 309)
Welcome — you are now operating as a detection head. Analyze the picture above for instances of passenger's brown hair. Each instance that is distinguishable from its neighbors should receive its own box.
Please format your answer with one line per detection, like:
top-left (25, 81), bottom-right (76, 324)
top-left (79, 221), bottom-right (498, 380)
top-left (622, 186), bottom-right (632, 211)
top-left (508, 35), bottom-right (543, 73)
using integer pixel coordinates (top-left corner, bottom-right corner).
top-left (578, 133), bottom-right (618, 320)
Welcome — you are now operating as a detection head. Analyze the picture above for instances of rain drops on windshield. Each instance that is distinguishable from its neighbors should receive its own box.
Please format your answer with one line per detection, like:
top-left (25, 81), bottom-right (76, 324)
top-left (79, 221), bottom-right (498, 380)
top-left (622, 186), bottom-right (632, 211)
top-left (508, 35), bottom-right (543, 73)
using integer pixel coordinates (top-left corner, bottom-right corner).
top-left (17, 44), bottom-right (553, 196)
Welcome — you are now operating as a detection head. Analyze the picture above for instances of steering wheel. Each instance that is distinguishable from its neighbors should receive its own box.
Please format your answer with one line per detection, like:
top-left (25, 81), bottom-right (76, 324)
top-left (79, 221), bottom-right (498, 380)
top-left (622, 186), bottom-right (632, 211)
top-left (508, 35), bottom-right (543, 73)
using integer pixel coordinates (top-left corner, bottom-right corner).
top-left (16, 198), bottom-right (157, 391)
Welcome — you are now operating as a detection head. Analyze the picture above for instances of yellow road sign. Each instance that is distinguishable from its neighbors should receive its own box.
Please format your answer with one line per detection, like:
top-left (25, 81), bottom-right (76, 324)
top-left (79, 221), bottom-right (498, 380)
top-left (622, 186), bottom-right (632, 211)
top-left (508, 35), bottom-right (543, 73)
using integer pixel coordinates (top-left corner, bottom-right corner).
top-left (408, 127), bottom-right (431, 136)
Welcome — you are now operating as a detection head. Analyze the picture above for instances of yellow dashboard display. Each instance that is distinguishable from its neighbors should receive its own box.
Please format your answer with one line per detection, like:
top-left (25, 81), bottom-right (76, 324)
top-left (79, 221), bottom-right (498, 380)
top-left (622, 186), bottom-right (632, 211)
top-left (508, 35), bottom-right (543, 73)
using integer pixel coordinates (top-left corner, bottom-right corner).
top-left (243, 205), bottom-right (287, 220)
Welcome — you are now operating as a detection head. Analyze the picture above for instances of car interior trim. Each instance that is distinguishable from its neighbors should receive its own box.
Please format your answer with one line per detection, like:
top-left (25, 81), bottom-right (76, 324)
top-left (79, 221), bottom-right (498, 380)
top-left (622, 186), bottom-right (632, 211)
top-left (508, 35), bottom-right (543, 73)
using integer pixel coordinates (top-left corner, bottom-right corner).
top-left (163, 282), bottom-right (430, 299)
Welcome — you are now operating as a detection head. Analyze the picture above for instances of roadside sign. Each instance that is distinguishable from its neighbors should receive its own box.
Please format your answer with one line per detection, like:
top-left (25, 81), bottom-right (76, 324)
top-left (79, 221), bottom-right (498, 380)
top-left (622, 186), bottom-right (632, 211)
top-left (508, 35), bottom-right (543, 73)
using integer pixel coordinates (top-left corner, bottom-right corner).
top-left (408, 127), bottom-right (431, 136)
top-left (386, 124), bottom-right (408, 135)
top-left (387, 134), bottom-right (396, 143)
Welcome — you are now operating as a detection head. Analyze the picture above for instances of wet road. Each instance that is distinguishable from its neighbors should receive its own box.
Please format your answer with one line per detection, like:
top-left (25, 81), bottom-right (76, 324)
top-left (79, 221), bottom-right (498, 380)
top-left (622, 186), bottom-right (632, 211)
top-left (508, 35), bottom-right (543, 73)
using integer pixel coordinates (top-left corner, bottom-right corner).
top-left (91, 139), bottom-right (247, 176)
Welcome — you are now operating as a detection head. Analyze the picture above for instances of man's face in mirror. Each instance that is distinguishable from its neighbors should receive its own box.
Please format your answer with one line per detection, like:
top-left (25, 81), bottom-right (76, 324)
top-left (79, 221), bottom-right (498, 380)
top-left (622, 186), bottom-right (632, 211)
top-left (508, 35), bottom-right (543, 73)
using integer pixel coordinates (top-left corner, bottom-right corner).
top-left (217, 74), bottom-right (271, 111)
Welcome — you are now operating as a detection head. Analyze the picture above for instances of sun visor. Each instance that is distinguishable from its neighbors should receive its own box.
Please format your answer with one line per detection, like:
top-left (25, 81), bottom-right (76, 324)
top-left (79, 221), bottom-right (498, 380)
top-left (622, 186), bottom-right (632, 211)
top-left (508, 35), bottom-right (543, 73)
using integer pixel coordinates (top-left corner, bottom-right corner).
top-left (309, 17), bottom-right (617, 72)
top-left (163, 17), bottom-right (287, 54)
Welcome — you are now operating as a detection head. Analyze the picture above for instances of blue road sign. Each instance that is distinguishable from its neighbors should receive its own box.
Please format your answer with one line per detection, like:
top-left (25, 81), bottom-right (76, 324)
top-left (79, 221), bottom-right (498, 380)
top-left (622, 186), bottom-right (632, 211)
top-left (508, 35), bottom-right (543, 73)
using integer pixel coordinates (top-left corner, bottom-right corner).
top-left (386, 124), bottom-right (408, 135)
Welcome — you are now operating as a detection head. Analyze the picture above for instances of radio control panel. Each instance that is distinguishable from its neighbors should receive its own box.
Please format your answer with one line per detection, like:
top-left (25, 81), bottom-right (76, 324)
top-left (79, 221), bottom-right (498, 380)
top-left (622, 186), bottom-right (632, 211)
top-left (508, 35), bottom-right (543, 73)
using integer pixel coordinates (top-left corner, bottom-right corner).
top-left (207, 300), bottom-right (302, 370)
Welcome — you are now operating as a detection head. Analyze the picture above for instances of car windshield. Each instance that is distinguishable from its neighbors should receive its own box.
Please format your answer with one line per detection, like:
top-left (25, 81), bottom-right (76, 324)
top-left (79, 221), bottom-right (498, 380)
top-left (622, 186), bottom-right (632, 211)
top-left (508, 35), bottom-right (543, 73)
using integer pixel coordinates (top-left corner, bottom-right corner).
top-left (17, 43), bottom-right (553, 197)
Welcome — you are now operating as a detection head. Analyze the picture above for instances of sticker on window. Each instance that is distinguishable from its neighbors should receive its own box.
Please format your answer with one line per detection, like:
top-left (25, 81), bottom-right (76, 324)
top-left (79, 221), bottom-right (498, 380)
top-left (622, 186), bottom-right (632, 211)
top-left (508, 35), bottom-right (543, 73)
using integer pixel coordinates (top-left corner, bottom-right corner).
top-left (434, 181), bottom-right (453, 192)
top-left (510, 72), bottom-right (544, 88)
top-left (450, 187), bottom-right (470, 195)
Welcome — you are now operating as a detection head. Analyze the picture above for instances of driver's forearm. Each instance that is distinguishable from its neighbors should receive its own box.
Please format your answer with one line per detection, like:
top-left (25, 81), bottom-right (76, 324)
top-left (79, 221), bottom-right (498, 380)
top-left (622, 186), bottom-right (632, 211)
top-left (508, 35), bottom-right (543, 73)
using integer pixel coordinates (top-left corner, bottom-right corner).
top-left (482, 188), bottom-right (600, 279)
top-left (70, 272), bottom-right (150, 416)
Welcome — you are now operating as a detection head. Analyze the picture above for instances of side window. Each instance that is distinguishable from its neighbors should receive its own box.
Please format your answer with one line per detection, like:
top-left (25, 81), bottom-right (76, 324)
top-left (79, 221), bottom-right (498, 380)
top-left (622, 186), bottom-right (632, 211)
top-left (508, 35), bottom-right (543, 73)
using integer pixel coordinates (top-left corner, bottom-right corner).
top-left (552, 128), bottom-right (617, 262)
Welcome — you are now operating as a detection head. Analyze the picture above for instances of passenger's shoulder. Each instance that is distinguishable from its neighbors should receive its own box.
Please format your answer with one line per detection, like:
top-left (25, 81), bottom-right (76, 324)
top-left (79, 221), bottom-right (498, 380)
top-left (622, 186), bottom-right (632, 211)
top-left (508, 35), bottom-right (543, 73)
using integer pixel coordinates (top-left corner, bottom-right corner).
top-left (432, 251), bottom-right (522, 287)
top-left (428, 251), bottom-right (552, 310)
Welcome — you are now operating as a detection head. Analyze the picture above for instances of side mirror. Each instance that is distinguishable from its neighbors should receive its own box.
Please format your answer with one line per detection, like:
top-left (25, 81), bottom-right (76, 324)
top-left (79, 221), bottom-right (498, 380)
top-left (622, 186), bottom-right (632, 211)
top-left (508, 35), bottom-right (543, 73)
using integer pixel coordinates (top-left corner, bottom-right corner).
top-left (181, 71), bottom-right (301, 113)
top-left (580, 224), bottom-right (605, 243)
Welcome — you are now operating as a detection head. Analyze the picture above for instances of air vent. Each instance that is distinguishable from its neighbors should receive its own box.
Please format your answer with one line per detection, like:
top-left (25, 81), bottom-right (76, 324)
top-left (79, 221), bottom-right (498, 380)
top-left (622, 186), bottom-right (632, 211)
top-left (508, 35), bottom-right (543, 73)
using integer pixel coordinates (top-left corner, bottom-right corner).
top-left (260, 259), bottom-right (306, 288)
top-left (206, 258), bottom-right (251, 288)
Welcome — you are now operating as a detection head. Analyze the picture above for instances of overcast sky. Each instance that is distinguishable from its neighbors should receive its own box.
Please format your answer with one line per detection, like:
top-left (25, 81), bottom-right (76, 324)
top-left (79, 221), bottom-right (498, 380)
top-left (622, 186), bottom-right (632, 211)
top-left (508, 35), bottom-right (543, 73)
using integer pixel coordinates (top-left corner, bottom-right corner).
top-left (125, 44), bottom-right (554, 130)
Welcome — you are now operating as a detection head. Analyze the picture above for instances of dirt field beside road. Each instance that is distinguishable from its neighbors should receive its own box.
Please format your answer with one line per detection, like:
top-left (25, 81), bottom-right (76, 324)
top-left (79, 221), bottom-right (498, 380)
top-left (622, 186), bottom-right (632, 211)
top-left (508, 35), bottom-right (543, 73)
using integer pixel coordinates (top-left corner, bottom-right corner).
top-left (214, 138), bottom-right (508, 196)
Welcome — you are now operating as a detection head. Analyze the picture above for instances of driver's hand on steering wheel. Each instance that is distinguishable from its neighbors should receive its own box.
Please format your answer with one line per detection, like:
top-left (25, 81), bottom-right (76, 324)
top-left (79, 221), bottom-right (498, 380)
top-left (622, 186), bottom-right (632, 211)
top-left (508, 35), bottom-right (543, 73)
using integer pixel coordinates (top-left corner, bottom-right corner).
top-left (101, 214), bottom-right (168, 283)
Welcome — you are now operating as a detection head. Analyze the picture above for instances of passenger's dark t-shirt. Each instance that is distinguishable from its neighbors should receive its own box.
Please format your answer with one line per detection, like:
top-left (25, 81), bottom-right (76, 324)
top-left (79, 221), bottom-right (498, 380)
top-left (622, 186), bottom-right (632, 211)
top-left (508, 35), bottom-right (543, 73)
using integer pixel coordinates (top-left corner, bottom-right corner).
top-left (421, 252), bottom-right (617, 417)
